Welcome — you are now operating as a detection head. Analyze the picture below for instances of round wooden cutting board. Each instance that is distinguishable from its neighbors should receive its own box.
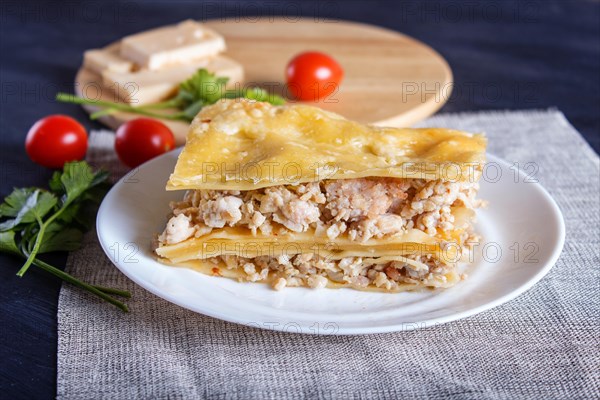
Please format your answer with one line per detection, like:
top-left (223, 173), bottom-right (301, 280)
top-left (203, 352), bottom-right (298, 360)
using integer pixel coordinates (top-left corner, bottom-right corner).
top-left (75, 18), bottom-right (452, 144)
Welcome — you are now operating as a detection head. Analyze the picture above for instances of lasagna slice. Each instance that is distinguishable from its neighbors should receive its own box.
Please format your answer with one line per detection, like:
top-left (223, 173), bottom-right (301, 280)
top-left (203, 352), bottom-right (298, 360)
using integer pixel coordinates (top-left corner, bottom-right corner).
top-left (155, 99), bottom-right (487, 292)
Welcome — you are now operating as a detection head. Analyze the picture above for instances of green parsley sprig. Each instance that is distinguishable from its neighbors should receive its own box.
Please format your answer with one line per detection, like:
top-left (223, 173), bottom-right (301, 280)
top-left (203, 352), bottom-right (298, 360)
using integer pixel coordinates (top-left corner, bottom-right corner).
top-left (0, 161), bottom-right (130, 311)
top-left (56, 68), bottom-right (286, 123)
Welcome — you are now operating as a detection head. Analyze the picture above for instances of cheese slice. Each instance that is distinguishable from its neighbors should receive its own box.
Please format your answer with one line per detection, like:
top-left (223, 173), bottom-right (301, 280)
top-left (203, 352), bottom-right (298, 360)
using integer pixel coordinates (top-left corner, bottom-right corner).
top-left (102, 56), bottom-right (244, 105)
top-left (167, 100), bottom-right (487, 191)
top-left (120, 20), bottom-right (226, 70)
top-left (83, 43), bottom-right (134, 75)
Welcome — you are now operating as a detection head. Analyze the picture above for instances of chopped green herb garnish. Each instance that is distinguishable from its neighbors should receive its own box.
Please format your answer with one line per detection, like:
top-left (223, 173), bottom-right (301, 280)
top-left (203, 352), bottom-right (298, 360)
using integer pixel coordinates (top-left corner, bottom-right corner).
top-left (0, 161), bottom-right (130, 311)
top-left (56, 68), bottom-right (286, 123)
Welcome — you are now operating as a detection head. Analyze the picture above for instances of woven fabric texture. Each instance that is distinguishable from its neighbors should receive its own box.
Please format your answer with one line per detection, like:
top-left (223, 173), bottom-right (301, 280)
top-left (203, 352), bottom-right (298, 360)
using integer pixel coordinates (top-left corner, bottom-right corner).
top-left (57, 111), bottom-right (599, 399)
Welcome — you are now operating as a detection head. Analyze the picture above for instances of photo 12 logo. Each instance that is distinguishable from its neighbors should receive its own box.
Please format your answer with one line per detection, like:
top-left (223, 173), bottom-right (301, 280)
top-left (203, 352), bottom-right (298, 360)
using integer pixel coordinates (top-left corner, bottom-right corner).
top-left (462, 240), bottom-right (540, 265)
top-left (200, 160), bottom-right (341, 185)
top-left (245, 321), bottom-right (340, 334)
top-left (482, 161), bottom-right (539, 184)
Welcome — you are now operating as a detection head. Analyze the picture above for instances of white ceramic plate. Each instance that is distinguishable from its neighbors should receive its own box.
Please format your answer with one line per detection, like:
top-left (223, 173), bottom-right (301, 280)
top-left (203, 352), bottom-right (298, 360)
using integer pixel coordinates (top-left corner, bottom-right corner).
top-left (97, 151), bottom-right (565, 335)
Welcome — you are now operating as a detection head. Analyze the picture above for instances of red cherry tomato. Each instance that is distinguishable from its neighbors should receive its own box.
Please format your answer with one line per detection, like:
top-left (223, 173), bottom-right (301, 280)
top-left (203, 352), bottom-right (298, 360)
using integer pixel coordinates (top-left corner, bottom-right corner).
top-left (115, 118), bottom-right (175, 168)
top-left (25, 115), bottom-right (88, 169)
top-left (286, 51), bottom-right (344, 102)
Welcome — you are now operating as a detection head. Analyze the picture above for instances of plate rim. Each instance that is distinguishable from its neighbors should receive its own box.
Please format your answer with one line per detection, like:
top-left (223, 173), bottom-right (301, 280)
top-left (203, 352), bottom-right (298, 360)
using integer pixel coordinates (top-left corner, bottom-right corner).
top-left (96, 151), bottom-right (566, 335)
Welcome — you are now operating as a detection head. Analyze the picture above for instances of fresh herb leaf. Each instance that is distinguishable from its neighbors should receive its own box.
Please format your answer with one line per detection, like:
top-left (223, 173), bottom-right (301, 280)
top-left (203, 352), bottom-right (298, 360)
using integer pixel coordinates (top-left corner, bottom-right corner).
top-left (0, 189), bottom-right (57, 232)
top-left (0, 188), bottom-right (36, 218)
top-left (178, 68), bottom-right (229, 105)
top-left (38, 224), bottom-right (83, 253)
top-left (0, 161), bottom-right (130, 311)
top-left (56, 68), bottom-right (286, 123)
top-left (60, 162), bottom-right (97, 204)
top-left (48, 171), bottom-right (64, 193)
top-left (225, 87), bottom-right (287, 105)
top-left (31, 191), bottom-right (58, 220)
top-left (54, 202), bottom-right (81, 225)
top-left (0, 231), bottom-right (21, 256)
top-left (17, 162), bottom-right (105, 276)
top-left (181, 100), bottom-right (205, 121)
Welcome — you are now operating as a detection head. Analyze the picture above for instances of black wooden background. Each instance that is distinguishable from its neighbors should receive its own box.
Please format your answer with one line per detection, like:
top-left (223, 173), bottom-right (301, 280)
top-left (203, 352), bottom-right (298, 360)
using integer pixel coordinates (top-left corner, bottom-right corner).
top-left (0, 1), bottom-right (598, 398)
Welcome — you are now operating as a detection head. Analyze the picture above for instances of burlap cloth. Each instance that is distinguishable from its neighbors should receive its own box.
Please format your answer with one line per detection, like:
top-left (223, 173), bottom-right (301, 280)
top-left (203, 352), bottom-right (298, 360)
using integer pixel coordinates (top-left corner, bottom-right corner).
top-left (57, 110), bottom-right (599, 399)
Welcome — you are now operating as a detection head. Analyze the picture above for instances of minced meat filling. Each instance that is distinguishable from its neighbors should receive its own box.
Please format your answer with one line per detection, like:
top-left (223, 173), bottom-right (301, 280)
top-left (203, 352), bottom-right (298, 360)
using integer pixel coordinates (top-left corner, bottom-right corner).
top-left (159, 177), bottom-right (480, 245)
top-left (208, 253), bottom-right (454, 290)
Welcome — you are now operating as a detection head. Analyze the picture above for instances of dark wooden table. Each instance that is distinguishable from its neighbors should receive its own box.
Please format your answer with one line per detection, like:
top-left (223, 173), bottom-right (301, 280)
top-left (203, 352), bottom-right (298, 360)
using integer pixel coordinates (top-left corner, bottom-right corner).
top-left (1, 1), bottom-right (598, 398)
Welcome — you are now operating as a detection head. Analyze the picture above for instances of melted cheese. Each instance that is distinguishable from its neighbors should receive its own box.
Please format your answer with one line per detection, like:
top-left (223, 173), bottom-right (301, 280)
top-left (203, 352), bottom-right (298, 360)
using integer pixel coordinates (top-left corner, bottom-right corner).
top-left (167, 100), bottom-right (487, 191)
